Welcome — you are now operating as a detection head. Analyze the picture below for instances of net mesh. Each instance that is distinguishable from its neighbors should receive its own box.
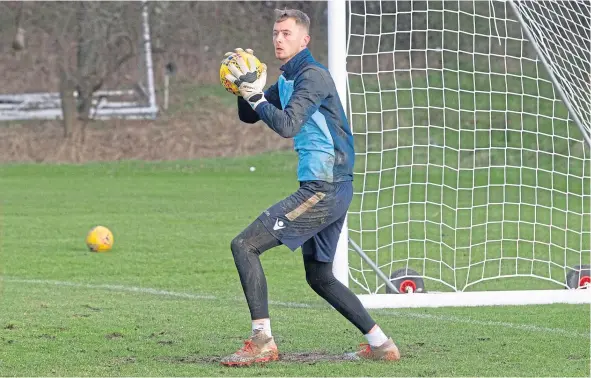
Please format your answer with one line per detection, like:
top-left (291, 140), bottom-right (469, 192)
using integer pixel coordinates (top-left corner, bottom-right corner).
top-left (346, 0), bottom-right (591, 294)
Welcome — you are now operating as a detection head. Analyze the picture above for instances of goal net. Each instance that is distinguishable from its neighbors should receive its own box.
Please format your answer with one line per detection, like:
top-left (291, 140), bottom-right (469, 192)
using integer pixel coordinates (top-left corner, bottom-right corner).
top-left (338, 0), bottom-right (591, 307)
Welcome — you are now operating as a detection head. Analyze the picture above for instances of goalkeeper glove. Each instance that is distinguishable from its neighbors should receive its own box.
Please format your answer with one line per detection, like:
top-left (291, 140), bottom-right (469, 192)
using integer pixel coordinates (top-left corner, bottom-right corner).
top-left (224, 48), bottom-right (268, 110)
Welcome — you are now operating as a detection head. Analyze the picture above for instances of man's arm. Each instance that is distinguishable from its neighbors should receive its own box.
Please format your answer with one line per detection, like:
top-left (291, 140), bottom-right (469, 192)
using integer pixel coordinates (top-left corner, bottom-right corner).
top-left (237, 82), bottom-right (282, 124)
top-left (254, 67), bottom-right (330, 138)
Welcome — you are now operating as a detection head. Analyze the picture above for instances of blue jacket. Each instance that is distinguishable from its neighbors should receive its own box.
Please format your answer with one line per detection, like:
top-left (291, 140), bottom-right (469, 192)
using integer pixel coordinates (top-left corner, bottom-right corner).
top-left (237, 48), bottom-right (354, 183)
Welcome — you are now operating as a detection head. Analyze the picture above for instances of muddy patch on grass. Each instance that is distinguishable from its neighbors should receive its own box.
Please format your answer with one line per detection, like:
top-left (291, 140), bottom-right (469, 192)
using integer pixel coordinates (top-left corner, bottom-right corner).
top-left (105, 332), bottom-right (124, 340)
top-left (157, 340), bottom-right (175, 345)
top-left (111, 356), bottom-right (137, 364)
top-left (155, 351), bottom-right (358, 365)
top-left (279, 351), bottom-right (358, 363)
top-left (155, 355), bottom-right (219, 364)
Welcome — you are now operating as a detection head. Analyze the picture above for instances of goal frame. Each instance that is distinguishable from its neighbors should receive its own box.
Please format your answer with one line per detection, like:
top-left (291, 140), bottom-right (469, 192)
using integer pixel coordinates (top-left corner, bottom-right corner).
top-left (328, 0), bottom-right (591, 308)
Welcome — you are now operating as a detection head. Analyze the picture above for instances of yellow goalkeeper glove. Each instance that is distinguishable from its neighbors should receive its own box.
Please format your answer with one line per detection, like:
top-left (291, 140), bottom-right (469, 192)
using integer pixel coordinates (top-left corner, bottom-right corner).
top-left (224, 48), bottom-right (268, 109)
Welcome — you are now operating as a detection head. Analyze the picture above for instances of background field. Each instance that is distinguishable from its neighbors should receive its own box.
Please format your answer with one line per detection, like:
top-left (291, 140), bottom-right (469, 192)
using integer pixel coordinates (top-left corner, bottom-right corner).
top-left (0, 154), bottom-right (589, 376)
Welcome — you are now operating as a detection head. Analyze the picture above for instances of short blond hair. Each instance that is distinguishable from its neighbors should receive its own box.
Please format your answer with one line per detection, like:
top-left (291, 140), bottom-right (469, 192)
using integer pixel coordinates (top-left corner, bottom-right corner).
top-left (274, 8), bottom-right (310, 32)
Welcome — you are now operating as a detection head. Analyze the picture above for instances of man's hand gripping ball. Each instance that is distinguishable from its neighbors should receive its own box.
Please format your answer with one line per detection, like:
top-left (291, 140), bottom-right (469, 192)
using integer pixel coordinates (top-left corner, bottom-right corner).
top-left (223, 48), bottom-right (268, 109)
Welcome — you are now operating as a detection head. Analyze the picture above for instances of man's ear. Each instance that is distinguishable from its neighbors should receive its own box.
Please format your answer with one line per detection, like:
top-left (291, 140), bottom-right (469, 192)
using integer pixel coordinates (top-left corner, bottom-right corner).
top-left (302, 34), bottom-right (310, 48)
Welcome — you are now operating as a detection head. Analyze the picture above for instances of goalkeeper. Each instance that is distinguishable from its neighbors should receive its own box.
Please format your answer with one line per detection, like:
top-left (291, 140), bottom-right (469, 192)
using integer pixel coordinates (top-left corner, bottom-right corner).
top-left (220, 8), bottom-right (400, 366)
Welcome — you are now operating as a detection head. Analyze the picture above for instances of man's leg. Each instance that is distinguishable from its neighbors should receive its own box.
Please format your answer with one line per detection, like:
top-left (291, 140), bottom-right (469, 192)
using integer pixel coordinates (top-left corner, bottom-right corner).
top-left (303, 250), bottom-right (376, 334)
top-left (230, 218), bottom-right (281, 328)
top-left (222, 181), bottom-right (331, 366)
top-left (302, 215), bottom-right (401, 361)
top-left (222, 218), bottom-right (281, 366)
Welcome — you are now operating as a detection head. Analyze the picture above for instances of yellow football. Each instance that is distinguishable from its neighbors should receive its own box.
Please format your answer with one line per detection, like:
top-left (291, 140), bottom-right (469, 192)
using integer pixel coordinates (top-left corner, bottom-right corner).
top-left (86, 225), bottom-right (114, 252)
top-left (219, 50), bottom-right (264, 96)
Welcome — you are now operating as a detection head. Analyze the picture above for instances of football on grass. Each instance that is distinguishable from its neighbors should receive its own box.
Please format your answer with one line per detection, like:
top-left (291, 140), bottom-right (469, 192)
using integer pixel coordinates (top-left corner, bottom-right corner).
top-left (86, 225), bottom-right (114, 252)
top-left (219, 50), bottom-right (264, 95)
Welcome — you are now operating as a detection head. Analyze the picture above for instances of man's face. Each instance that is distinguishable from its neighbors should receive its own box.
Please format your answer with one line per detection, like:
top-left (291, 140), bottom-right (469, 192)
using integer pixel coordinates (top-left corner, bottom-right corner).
top-left (273, 18), bottom-right (310, 63)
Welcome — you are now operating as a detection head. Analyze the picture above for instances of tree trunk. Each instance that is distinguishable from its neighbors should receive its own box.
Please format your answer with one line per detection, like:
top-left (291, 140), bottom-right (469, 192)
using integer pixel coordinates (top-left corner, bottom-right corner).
top-left (76, 1), bottom-right (94, 123)
top-left (59, 64), bottom-right (81, 141)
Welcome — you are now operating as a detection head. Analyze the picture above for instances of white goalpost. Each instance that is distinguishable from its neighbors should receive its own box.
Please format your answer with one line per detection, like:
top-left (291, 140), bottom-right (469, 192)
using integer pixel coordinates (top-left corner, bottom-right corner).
top-left (329, 0), bottom-right (591, 308)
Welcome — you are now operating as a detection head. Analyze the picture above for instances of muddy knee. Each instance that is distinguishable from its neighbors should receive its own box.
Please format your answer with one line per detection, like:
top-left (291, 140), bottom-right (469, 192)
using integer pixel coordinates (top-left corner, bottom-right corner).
top-left (231, 236), bottom-right (249, 258)
top-left (231, 236), bottom-right (264, 260)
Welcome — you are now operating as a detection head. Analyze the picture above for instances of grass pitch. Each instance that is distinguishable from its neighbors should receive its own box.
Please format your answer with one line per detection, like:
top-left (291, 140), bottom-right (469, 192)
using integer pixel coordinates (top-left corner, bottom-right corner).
top-left (0, 152), bottom-right (589, 376)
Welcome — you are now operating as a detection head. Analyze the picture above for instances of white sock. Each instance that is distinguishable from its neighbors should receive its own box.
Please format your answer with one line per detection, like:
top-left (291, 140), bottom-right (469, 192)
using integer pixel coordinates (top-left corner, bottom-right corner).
top-left (251, 318), bottom-right (271, 336)
top-left (364, 325), bottom-right (389, 347)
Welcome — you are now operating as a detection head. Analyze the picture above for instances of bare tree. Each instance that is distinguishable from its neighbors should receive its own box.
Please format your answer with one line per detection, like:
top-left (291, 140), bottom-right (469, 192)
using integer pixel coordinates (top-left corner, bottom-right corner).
top-left (22, 1), bottom-right (140, 141)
